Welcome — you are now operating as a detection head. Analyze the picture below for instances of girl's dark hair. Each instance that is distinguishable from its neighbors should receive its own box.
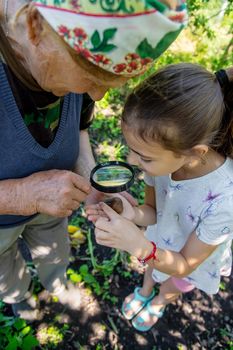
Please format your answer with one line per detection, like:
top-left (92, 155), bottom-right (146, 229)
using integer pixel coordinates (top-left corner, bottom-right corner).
top-left (122, 63), bottom-right (233, 158)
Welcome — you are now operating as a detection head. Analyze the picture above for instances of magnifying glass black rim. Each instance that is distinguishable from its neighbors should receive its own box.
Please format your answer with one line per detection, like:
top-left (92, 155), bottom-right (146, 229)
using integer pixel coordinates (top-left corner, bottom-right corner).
top-left (90, 161), bottom-right (135, 193)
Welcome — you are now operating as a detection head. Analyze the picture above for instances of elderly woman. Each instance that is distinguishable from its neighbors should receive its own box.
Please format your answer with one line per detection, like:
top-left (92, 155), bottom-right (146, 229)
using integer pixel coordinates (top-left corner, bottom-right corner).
top-left (0, 0), bottom-right (187, 320)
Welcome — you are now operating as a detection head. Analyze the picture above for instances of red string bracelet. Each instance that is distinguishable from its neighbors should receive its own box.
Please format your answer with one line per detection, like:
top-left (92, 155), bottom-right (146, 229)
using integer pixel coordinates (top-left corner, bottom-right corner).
top-left (137, 241), bottom-right (157, 265)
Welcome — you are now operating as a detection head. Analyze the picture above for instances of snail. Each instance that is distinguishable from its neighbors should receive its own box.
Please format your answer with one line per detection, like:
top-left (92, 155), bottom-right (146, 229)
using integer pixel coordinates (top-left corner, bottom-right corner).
top-left (104, 197), bottom-right (123, 214)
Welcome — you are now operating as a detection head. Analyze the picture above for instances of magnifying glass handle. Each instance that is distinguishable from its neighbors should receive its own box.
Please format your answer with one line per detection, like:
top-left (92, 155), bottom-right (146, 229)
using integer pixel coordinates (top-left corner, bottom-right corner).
top-left (104, 197), bottom-right (123, 214)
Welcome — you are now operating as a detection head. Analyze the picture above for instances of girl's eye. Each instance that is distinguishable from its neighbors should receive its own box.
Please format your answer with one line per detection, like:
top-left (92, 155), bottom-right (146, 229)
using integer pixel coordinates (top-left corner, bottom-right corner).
top-left (141, 158), bottom-right (152, 163)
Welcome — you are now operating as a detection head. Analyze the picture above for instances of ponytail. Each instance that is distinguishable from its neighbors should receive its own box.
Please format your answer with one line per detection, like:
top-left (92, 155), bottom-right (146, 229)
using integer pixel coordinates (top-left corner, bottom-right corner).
top-left (214, 68), bottom-right (233, 157)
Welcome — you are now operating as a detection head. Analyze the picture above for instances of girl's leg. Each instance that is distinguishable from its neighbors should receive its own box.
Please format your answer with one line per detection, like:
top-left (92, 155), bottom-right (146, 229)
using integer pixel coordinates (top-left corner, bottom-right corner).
top-left (122, 266), bottom-right (155, 319)
top-left (132, 277), bottom-right (182, 329)
top-left (140, 266), bottom-right (156, 296)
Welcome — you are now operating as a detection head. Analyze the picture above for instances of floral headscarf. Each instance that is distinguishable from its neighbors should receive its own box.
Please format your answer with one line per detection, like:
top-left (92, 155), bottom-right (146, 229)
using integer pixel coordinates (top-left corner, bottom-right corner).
top-left (33, 0), bottom-right (188, 76)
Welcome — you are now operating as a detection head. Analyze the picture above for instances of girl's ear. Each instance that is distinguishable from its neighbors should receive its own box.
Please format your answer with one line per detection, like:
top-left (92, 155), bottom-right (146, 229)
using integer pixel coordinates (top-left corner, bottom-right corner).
top-left (26, 3), bottom-right (44, 46)
top-left (191, 144), bottom-right (209, 158)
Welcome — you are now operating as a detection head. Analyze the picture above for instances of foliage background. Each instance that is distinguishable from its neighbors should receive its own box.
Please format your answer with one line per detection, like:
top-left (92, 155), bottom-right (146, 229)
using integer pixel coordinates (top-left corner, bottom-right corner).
top-left (1, 1), bottom-right (233, 349)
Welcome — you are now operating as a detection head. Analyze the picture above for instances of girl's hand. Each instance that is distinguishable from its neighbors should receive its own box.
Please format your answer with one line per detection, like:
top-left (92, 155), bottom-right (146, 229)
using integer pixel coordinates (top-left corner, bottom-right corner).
top-left (85, 187), bottom-right (138, 206)
top-left (86, 193), bottom-right (136, 222)
top-left (94, 202), bottom-right (146, 256)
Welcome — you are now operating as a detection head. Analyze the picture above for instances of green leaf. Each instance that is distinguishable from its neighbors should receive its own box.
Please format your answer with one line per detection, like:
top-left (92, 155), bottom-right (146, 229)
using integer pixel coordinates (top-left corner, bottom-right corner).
top-left (70, 273), bottom-right (82, 283)
top-left (91, 30), bottom-right (101, 48)
top-left (22, 334), bottom-right (39, 350)
top-left (93, 284), bottom-right (102, 295)
top-left (20, 326), bottom-right (31, 336)
top-left (102, 28), bottom-right (117, 42)
top-left (154, 29), bottom-right (182, 58)
top-left (0, 313), bottom-right (14, 323)
top-left (136, 38), bottom-right (156, 58)
top-left (90, 43), bottom-right (117, 53)
top-left (14, 318), bottom-right (27, 331)
top-left (136, 29), bottom-right (182, 59)
top-left (24, 113), bottom-right (35, 126)
top-left (83, 274), bottom-right (96, 284)
top-left (98, 44), bottom-right (117, 53)
top-left (67, 268), bottom-right (74, 275)
top-left (5, 338), bottom-right (19, 350)
top-left (146, 0), bottom-right (167, 12)
top-left (79, 264), bottom-right (89, 275)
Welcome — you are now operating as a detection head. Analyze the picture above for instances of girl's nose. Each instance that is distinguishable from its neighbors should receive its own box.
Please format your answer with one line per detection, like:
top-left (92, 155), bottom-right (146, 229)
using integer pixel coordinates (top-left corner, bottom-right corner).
top-left (127, 151), bottom-right (139, 166)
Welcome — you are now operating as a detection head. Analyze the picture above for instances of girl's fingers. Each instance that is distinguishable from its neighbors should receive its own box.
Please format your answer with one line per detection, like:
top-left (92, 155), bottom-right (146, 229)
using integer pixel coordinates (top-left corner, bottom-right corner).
top-left (95, 227), bottom-right (110, 240)
top-left (85, 207), bottom-right (106, 216)
top-left (87, 215), bottom-right (99, 222)
top-left (99, 202), bottom-right (119, 219)
top-left (85, 204), bottom-right (101, 212)
top-left (85, 208), bottom-right (99, 215)
top-left (95, 237), bottom-right (111, 247)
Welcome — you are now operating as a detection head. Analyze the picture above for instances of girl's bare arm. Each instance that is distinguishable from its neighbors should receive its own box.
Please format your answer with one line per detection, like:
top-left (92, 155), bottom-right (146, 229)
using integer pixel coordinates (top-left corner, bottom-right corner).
top-left (133, 184), bottom-right (156, 226)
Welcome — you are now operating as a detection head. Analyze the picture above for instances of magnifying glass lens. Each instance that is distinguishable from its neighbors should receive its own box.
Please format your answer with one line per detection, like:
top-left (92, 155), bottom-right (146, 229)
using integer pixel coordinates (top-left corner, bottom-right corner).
top-left (93, 166), bottom-right (132, 186)
top-left (90, 161), bottom-right (135, 193)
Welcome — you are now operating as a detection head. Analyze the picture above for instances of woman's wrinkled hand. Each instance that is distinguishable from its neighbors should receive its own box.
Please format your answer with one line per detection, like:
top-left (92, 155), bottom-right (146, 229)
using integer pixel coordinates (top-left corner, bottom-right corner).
top-left (94, 202), bottom-right (144, 256)
top-left (85, 193), bottom-right (136, 223)
top-left (19, 169), bottom-right (91, 217)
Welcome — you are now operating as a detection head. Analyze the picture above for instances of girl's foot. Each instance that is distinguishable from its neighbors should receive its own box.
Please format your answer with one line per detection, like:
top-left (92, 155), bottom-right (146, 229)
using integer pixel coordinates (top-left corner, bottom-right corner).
top-left (132, 297), bottom-right (165, 332)
top-left (122, 287), bottom-right (156, 320)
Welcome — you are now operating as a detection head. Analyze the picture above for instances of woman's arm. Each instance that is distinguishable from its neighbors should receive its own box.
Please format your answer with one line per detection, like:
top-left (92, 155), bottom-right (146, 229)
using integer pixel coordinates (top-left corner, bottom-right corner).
top-left (0, 130), bottom-right (94, 218)
top-left (74, 129), bottom-right (96, 179)
top-left (0, 169), bottom-right (91, 217)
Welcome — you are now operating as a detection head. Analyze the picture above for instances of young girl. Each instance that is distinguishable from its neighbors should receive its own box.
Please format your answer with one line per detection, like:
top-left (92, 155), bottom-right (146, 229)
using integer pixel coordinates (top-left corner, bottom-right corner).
top-left (86, 63), bottom-right (233, 332)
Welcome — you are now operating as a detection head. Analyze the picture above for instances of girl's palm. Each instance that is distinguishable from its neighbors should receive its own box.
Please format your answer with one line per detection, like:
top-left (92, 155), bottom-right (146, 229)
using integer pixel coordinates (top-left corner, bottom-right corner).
top-left (85, 193), bottom-right (136, 222)
top-left (115, 194), bottom-right (135, 221)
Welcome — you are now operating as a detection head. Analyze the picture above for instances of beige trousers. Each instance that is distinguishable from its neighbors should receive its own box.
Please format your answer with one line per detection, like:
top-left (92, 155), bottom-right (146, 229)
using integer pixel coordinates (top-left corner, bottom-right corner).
top-left (0, 214), bottom-right (70, 304)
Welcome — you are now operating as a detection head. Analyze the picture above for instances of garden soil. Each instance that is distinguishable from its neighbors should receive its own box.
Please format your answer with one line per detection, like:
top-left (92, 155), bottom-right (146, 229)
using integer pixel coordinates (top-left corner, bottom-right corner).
top-left (10, 235), bottom-right (233, 350)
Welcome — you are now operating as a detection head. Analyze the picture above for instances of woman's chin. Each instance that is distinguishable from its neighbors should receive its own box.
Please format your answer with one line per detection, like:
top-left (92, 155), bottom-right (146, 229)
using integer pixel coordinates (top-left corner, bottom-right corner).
top-left (52, 90), bottom-right (68, 96)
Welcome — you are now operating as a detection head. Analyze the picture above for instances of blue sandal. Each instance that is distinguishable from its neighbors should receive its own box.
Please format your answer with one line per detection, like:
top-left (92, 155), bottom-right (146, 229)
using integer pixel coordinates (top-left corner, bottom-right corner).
top-left (122, 287), bottom-right (156, 321)
top-left (132, 300), bottom-right (166, 332)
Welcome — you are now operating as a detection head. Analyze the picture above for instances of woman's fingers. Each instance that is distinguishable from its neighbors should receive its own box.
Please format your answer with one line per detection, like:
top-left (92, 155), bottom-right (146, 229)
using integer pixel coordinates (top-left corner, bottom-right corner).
top-left (71, 173), bottom-right (91, 194)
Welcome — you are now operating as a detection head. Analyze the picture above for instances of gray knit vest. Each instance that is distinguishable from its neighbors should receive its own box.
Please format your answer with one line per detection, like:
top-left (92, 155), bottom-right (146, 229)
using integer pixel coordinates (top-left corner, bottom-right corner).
top-left (0, 63), bottom-right (83, 226)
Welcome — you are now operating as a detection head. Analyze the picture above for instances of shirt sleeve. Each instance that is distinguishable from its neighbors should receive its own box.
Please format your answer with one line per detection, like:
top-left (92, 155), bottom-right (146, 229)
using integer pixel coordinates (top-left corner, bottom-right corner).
top-left (79, 94), bottom-right (95, 130)
top-left (196, 195), bottom-right (233, 245)
top-left (144, 173), bottom-right (155, 187)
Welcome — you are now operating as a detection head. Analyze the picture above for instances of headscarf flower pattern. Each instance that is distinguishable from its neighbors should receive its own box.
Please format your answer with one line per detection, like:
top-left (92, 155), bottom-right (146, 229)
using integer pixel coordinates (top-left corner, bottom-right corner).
top-left (33, 0), bottom-right (188, 75)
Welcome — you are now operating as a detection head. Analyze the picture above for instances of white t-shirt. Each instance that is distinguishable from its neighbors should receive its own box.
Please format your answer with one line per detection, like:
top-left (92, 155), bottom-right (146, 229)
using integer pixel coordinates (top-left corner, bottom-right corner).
top-left (144, 157), bottom-right (233, 294)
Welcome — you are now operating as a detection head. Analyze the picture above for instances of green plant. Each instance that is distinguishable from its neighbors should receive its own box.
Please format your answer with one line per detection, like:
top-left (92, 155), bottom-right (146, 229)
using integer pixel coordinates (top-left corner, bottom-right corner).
top-left (219, 281), bottom-right (226, 291)
top-left (0, 312), bottom-right (39, 350)
top-left (220, 327), bottom-right (233, 349)
top-left (67, 268), bottom-right (83, 283)
top-left (87, 228), bottom-right (120, 277)
top-left (37, 325), bottom-right (66, 349)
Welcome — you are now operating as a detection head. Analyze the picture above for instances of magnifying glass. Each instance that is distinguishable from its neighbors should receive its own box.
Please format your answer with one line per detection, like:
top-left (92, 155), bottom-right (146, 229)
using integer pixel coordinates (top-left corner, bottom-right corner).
top-left (90, 161), bottom-right (135, 214)
top-left (90, 161), bottom-right (135, 193)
